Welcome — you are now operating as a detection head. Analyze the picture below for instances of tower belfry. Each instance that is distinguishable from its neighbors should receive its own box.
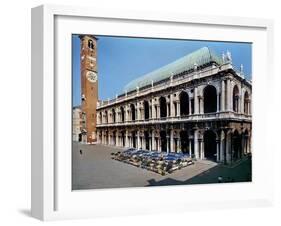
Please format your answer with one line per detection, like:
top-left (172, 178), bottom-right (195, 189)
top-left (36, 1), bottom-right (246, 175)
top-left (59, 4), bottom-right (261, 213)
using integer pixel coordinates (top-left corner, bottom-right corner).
top-left (79, 35), bottom-right (98, 143)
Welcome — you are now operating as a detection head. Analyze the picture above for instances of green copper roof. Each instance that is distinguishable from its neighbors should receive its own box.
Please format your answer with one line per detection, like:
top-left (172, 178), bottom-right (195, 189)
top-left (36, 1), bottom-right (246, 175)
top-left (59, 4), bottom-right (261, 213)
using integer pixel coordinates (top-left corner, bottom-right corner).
top-left (123, 47), bottom-right (222, 92)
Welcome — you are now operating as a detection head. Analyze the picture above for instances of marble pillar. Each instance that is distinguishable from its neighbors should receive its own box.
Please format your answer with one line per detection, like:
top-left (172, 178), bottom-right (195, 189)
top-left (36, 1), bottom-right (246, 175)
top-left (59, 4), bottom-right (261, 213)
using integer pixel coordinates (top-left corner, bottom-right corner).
top-left (221, 80), bottom-right (225, 111)
top-left (194, 130), bottom-right (199, 159)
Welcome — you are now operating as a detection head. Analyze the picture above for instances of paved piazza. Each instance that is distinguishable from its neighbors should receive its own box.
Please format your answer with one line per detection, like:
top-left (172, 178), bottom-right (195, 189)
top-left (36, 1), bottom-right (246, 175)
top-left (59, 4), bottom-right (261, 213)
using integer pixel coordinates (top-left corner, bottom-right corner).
top-left (72, 142), bottom-right (251, 190)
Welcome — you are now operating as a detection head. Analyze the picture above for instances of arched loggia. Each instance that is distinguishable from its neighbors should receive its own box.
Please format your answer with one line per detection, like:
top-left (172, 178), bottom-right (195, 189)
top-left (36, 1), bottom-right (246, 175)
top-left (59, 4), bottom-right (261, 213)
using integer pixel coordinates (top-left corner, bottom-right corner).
top-left (233, 85), bottom-right (239, 112)
top-left (232, 130), bottom-right (242, 161)
top-left (144, 131), bottom-right (150, 150)
top-left (159, 97), bottom-right (167, 118)
top-left (179, 92), bottom-right (189, 116)
top-left (204, 85), bottom-right (217, 113)
top-left (244, 91), bottom-right (250, 114)
top-left (112, 109), bottom-right (116, 123)
top-left (180, 130), bottom-right (189, 153)
top-left (130, 104), bottom-right (136, 121)
top-left (120, 106), bottom-right (125, 122)
top-left (204, 130), bottom-right (217, 161)
top-left (144, 100), bottom-right (149, 120)
top-left (160, 131), bottom-right (167, 152)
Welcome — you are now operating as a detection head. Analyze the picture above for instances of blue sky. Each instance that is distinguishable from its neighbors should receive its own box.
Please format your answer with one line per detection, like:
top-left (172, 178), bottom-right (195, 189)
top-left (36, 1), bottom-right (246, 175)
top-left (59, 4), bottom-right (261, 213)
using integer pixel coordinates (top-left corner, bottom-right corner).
top-left (72, 35), bottom-right (252, 107)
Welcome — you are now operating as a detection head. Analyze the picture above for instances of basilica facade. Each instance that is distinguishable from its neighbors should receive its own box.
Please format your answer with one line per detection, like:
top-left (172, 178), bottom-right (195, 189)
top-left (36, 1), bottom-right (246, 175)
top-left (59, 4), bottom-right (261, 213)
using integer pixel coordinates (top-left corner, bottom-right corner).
top-left (95, 47), bottom-right (252, 164)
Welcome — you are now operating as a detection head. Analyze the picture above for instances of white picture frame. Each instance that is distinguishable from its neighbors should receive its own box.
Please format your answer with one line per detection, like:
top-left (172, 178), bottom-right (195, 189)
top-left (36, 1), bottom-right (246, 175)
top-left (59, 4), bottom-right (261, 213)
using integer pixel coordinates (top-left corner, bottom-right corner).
top-left (31, 4), bottom-right (274, 221)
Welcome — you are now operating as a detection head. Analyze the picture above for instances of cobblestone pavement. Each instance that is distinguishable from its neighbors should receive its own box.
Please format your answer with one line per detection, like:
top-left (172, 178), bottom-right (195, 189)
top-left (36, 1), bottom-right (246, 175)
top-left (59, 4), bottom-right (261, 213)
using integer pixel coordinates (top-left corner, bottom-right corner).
top-left (72, 142), bottom-right (252, 190)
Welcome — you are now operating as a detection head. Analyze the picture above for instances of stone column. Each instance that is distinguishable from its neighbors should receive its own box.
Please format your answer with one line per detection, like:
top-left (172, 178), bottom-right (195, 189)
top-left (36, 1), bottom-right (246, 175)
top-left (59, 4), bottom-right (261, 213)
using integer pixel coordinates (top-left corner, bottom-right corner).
top-left (136, 103), bottom-right (140, 121)
top-left (176, 101), bottom-right (180, 117)
top-left (137, 131), bottom-right (141, 149)
top-left (152, 130), bottom-right (155, 150)
top-left (226, 131), bottom-right (232, 164)
top-left (157, 138), bottom-right (161, 152)
top-left (189, 98), bottom-right (192, 115)
top-left (221, 80), bottom-right (225, 111)
top-left (226, 79), bottom-right (232, 111)
top-left (170, 95), bottom-right (174, 117)
top-left (217, 94), bottom-right (220, 112)
top-left (152, 99), bottom-right (155, 119)
top-left (216, 138), bottom-right (220, 162)
top-left (157, 105), bottom-right (160, 119)
top-left (238, 95), bottom-right (242, 113)
top-left (220, 131), bottom-right (225, 163)
top-left (194, 87), bottom-right (199, 114)
top-left (194, 130), bottom-right (199, 159)
top-left (178, 138), bottom-right (181, 153)
top-left (141, 103), bottom-right (144, 120)
top-left (199, 96), bottom-right (204, 114)
top-left (241, 93), bottom-right (244, 114)
top-left (125, 106), bottom-right (128, 122)
top-left (116, 131), bottom-right (119, 146)
top-left (170, 130), bottom-right (174, 152)
top-left (200, 139), bottom-right (204, 159)
top-left (125, 130), bottom-right (129, 147)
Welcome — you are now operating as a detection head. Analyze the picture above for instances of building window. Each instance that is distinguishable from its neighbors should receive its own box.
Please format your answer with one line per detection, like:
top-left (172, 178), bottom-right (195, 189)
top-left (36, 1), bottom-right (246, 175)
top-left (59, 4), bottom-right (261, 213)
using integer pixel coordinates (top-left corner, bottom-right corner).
top-left (88, 40), bottom-right (94, 49)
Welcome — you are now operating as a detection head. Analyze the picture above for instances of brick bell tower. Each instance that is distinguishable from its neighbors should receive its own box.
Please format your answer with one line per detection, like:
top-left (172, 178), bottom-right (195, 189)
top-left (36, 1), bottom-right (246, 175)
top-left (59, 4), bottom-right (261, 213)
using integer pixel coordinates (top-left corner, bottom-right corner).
top-left (79, 35), bottom-right (98, 143)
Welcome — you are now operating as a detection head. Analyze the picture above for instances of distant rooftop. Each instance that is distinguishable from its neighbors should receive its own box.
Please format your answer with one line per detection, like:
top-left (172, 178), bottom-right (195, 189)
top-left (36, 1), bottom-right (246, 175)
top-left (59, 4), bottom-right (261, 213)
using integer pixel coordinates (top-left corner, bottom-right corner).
top-left (123, 47), bottom-right (223, 93)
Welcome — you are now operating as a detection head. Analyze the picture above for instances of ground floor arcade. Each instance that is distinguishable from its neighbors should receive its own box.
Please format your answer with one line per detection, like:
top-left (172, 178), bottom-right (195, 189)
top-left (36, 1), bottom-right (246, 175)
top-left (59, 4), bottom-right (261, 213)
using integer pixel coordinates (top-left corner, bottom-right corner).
top-left (96, 122), bottom-right (251, 164)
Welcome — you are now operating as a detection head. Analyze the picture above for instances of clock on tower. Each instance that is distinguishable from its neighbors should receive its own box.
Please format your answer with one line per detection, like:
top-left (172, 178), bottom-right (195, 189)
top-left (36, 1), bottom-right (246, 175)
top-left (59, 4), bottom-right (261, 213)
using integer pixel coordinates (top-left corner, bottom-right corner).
top-left (79, 35), bottom-right (98, 143)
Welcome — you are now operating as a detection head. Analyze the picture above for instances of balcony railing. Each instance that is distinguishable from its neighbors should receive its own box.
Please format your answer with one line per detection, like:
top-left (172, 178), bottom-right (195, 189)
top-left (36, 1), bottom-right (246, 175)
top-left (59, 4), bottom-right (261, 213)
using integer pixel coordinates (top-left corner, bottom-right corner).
top-left (96, 111), bottom-right (251, 127)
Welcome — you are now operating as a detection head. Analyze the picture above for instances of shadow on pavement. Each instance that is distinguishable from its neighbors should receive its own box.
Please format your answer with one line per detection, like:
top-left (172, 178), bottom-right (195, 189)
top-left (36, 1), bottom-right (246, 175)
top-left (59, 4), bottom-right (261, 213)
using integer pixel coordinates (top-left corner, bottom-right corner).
top-left (146, 158), bottom-right (252, 187)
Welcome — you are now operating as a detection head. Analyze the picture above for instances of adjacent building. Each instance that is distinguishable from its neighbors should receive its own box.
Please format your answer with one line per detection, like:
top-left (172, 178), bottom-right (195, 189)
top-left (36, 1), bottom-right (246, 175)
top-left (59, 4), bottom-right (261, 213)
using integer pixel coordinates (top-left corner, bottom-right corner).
top-left (72, 106), bottom-right (87, 143)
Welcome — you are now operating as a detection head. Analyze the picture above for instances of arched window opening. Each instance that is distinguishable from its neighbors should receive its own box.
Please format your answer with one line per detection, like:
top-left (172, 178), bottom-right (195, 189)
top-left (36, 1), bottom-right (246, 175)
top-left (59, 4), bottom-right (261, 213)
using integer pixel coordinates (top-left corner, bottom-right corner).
top-left (180, 130), bottom-right (189, 153)
top-left (144, 131), bottom-right (150, 150)
top-left (204, 85), bottom-right (217, 113)
top-left (104, 111), bottom-right (108, 124)
top-left (130, 104), bottom-right (136, 121)
top-left (204, 130), bottom-right (217, 161)
top-left (144, 101), bottom-right (149, 120)
top-left (120, 106), bottom-right (125, 122)
top-left (131, 131), bottom-right (136, 148)
top-left (232, 130), bottom-right (242, 161)
top-left (160, 131), bottom-right (167, 152)
top-left (159, 97), bottom-right (167, 118)
top-left (233, 85), bottom-right (239, 112)
top-left (88, 40), bottom-right (94, 49)
top-left (244, 91), bottom-right (250, 114)
top-left (99, 112), bottom-right (102, 124)
top-left (179, 92), bottom-right (189, 116)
